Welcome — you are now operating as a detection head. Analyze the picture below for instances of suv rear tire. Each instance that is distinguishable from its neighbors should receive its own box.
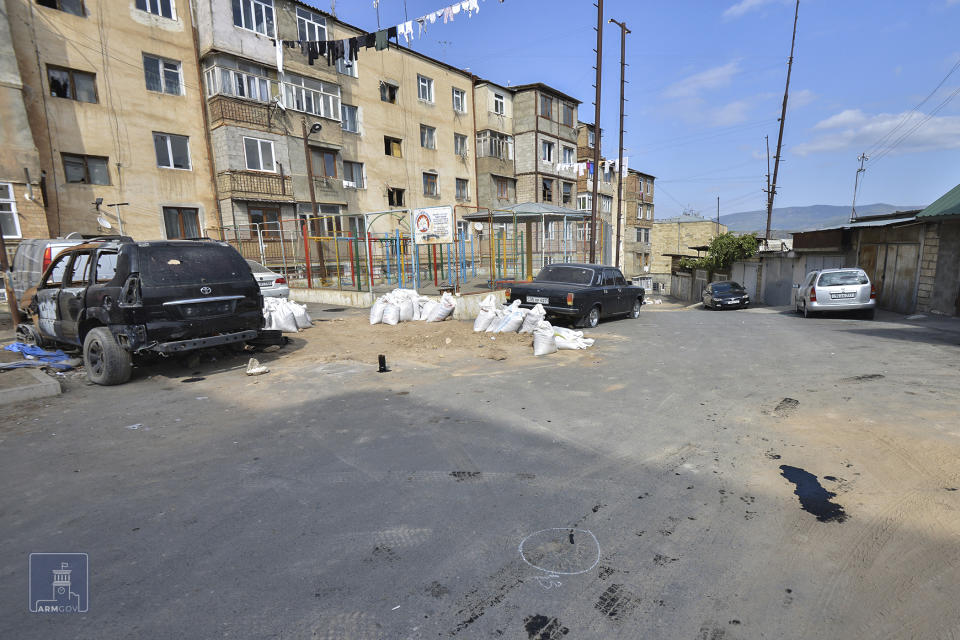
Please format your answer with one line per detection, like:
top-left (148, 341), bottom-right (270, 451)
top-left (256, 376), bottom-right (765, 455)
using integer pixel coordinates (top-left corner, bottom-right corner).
top-left (83, 327), bottom-right (132, 385)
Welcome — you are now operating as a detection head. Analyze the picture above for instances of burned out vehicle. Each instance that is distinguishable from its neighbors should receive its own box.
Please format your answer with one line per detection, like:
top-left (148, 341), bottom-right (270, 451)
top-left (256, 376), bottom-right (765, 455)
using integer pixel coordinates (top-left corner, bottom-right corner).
top-left (506, 263), bottom-right (645, 328)
top-left (19, 238), bottom-right (263, 385)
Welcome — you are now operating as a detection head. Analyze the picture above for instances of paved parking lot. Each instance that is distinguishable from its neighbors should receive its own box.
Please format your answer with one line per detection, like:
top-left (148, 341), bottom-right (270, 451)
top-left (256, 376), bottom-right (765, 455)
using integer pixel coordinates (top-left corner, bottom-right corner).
top-left (2, 305), bottom-right (959, 639)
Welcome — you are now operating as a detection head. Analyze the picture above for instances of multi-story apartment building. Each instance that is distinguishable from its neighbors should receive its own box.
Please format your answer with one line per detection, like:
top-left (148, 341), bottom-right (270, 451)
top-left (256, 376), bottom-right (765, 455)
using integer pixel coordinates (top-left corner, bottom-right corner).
top-left (6, 0), bottom-right (218, 239)
top-left (512, 84), bottom-right (579, 210)
top-left (472, 79), bottom-right (516, 213)
top-left (195, 0), bottom-right (476, 238)
top-left (621, 169), bottom-right (656, 277)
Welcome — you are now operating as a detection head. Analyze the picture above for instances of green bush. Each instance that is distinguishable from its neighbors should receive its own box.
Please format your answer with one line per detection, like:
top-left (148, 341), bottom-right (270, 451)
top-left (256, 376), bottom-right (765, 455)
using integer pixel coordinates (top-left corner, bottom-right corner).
top-left (678, 233), bottom-right (759, 272)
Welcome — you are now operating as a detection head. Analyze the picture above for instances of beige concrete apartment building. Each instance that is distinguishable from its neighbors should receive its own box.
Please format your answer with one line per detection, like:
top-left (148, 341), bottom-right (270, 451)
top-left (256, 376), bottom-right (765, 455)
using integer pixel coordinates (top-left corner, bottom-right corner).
top-left (651, 213), bottom-right (726, 292)
top-left (6, 0), bottom-right (217, 239)
top-left (195, 0), bottom-right (476, 239)
top-left (512, 84), bottom-right (579, 209)
top-left (621, 169), bottom-right (655, 277)
top-left (472, 79), bottom-right (516, 212)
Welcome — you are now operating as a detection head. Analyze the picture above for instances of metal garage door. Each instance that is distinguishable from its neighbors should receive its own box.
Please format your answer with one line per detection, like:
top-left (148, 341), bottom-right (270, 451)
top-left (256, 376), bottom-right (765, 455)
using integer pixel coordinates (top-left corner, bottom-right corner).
top-left (730, 262), bottom-right (759, 300)
top-left (763, 258), bottom-right (795, 306)
top-left (860, 243), bottom-right (920, 314)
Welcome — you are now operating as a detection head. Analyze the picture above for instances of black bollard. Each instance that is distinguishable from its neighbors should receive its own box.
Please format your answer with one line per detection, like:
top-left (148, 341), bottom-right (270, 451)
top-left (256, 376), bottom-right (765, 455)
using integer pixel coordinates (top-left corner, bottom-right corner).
top-left (378, 354), bottom-right (389, 373)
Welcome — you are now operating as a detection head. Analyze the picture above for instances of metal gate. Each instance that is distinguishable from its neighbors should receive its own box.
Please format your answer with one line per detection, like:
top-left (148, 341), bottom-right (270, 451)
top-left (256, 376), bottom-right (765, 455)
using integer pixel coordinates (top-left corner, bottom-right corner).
top-left (860, 243), bottom-right (920, 314)
top-left (730, 261), bottom-right (759, 301)
top-left (762, 257), bottom-right (795, 306)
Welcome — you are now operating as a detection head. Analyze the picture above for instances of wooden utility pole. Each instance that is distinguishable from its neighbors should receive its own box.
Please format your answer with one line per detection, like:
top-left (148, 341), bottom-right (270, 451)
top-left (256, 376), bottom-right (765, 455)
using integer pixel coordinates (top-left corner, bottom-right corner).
top-left (609, 18), bottom-right (630, 270)
top-left (589, 0), bottom-right (604, 263)
top-left (716, 196), bottom-right (720, 236)
top-left (765, 0), bottom-right (800, 241)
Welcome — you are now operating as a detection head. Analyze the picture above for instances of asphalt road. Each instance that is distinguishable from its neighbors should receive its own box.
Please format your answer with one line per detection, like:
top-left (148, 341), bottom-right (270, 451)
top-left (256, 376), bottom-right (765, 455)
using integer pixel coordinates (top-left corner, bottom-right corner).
top-left (2, 305), bottom-right (960, 639)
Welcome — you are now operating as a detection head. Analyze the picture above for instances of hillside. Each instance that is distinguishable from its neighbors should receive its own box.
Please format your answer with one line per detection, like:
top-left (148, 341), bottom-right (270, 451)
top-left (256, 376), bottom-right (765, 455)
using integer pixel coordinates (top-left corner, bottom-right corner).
top-left (719, 203), bottom-right (924, 233)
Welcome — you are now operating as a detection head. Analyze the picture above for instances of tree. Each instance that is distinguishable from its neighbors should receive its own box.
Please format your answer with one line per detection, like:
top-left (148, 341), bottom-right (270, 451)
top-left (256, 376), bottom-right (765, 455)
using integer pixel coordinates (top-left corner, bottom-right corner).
top-left (678, 233), bottom-right (759, 272)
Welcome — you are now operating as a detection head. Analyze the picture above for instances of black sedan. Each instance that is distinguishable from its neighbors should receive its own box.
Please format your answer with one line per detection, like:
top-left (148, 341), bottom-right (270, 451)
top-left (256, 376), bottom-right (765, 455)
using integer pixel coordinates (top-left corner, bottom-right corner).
top-left (506, 263), bottom-right (645, 328)
top-left (702, 280), bottom-right (751, 310)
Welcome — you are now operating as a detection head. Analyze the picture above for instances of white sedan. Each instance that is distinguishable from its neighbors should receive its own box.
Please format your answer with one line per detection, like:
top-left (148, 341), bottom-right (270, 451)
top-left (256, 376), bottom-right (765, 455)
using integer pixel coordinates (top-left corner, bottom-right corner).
top-left (246, 260), bottom-right (290, 298)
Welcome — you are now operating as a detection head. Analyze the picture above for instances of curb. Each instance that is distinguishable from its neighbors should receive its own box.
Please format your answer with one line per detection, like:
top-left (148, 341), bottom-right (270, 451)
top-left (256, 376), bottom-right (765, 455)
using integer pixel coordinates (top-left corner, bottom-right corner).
top-left (0, 368), bottom-right (62, 406)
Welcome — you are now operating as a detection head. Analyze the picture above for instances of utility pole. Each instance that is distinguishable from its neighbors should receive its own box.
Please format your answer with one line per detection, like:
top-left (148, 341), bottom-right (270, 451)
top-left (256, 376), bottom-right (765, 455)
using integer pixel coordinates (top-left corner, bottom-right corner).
top-left (765, 0), bottom-right (799, 242)
top-left (589, 0), bottom-right (604, 264)
top-left (609, 18), bottom-right (630, 270)
top-left (850, 152), bottom-right (868, 222)
top-left (716, 196), bottom-right (720, 236)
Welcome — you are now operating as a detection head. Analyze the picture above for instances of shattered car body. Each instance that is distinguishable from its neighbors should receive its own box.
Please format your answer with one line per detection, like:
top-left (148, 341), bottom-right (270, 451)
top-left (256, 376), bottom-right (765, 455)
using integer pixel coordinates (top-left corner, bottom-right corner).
top-left (20, 239), bottom-right (263, 385)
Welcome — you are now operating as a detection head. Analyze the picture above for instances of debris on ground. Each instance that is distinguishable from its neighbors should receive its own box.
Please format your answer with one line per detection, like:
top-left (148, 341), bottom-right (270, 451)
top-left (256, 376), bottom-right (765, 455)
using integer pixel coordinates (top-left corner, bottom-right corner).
top-left (1, 342), bottom-right (76, 370)
top-left (246, 358), bottom-right (270, 376)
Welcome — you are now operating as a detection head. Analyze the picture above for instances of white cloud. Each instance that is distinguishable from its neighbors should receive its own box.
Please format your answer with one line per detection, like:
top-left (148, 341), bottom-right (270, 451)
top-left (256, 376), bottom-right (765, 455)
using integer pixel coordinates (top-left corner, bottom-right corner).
top-left (663, 61), bottom-right (740, 99)
top-left (712, 100), bottom-right (752, 126)
top-left (794, 109), bottom-right (960, 155)
top-left (790, 89), bottom-right (817, 108)
top-left (723, 0), bottom-right (775, 18)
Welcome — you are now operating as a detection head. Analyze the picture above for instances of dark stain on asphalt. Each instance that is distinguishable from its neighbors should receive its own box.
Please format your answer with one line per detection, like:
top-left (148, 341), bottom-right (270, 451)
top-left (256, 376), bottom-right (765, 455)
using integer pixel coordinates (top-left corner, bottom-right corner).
top-left (450, 471), bottom-right (481, 481)
top-left (945, 487), bottom-right (958, 492)
top-left (595, 584), bottom-right (640, 621)
top-left (568, 530), bottom-right (575, 544)
top-left (843, 373), bottom-right (885, 382)
top-left (181, 377), bottom-right (205, 383)
top-left (322, 308), bottom-right (346, 313)
top-left (427, 581), bottom-right (449, 598)
top-left (597, 565), bottom-right (616, 580)
top-left (653, 554), bottom-right (678, 566)
top-left (592, 503), bottom-right (605, 513)
top-left (523, 615), bottom-right (569, 639)
top-left (766, 452), bottom-right (782, 460)
top-left (774, 398), bottom-right (799, 417)
top-left (779, 465), bottom-right (848, 522)
top-left (451, 564), bottom-right (525, 635)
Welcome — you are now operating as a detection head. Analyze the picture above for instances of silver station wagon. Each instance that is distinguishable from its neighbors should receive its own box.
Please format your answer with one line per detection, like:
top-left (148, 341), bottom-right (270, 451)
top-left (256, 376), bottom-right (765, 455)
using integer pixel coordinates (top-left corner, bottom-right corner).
top-left (795, 268), bottom-right (877, 319)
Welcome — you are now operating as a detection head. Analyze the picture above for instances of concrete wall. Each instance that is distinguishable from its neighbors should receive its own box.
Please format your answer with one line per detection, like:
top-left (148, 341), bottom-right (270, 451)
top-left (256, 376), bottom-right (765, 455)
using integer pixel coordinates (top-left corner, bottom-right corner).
top-left (923, 221), bottom-right (960, 316)
top-left (7, 0), bottom-right (218, 239)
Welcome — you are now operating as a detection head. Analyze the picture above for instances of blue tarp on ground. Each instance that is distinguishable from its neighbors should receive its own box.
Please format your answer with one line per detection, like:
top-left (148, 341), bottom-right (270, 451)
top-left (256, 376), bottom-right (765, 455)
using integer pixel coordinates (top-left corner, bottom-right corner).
top-left (2, 343), bottom-right (74, 370)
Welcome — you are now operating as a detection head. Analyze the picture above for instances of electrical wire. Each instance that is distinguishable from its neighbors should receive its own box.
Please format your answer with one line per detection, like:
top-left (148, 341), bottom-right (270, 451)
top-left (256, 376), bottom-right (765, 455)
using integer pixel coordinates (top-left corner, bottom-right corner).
top-left (868, 85), bottom-right (960, 168)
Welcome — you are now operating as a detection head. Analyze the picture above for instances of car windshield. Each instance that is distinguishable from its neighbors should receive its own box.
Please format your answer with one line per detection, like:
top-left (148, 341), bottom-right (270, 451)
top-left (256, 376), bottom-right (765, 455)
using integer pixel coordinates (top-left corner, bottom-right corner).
top-left (142, 245), bottom-right (250, 285)
top-left (818, 271), bottom-right (868, 286)
top-left (712, 282), bottom-right (744, 292)
top-left (535, 266), bottom-right (595, 285)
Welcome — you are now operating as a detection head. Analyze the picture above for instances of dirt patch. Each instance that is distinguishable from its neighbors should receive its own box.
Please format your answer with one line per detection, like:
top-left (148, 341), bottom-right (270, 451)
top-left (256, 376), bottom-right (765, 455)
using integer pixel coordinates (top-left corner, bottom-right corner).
top-left (281, 316), bottom-right (536, 367)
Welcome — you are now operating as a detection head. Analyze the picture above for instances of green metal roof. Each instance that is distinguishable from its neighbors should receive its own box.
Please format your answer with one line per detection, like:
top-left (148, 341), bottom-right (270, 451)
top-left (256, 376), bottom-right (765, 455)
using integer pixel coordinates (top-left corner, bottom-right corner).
top-left (917, 182), bottom-right (960, 218)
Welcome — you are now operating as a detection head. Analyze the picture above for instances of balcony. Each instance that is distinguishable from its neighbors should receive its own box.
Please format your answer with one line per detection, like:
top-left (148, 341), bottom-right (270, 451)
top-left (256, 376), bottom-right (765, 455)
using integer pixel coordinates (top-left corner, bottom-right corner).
top-left (207, 95), bottom-right (287, 135)
top-left (217, 170), bottom-right (293, 202)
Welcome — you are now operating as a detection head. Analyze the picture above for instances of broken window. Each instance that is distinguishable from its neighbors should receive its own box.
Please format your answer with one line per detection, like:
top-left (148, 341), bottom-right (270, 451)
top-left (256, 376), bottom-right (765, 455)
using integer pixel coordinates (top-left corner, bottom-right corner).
top-left (380, 81), bottom-right (398, 103)
top-left (48, 66), bottom-right (97, 103)
top-left (388, 187), bottom-right (404, 207)
top-left (542, 178), bottom-right (553, 203)
top-left (62, 154), bottom-right (109, 184)
top-left (422, 172), bottom-right (438, 196)
top-left (37, 0), bottom-right (84, 16)
top-left (143, 54), bottom-right (182, 95)
top-left (384, 136), bottom-right (402, 157)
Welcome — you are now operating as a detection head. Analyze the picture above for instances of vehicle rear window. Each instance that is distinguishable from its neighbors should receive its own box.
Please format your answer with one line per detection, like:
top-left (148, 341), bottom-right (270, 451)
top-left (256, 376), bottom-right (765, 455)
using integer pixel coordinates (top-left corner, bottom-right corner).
top-left (141, 245), bottom-right (250, 285)
top-left (535, 266), bottom-right (595, 285)
top-left (712, 282), bottom-right (744, 292)
top-left (818, 271), bottom-right (867, 286)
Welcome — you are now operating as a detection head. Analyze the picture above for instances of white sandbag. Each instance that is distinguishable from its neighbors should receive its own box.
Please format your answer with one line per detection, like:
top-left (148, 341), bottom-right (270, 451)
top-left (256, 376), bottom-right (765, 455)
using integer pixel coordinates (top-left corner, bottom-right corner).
top-left (494, 307), bottom-right (525, 333)
top-left (419, 299), bottom-right (438, 321)
top-left (369, 298), bottom-right (386, 325)
top-left (393, 288), bottom-right (419, 300)
top-left (398, 297), bottom-right (415, 322)
top-left (427, 292), bottom-right (456, 322)
top-left (382, 303), bottom-right (400, 326)
top-left (485, 308), bottom-right (505, 332)
top-left (473, 308), bottom-right (496, 332)
top-left (271, 302), bottom-right (299, 333)
top-left (290, 301), bottom-right (312, 329)
top-left (552, 326), bottom-right (583, 341)
top-left (533, 321), bottom-right (558, 356)
top-left (519, 303), bottom-right (546, 334)
top-left (479, 293), bottom-right (498, 311)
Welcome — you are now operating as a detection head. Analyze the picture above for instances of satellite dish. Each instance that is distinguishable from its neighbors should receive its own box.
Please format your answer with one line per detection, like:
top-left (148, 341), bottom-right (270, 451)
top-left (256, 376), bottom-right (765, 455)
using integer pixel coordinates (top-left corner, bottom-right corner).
top-left (97, 216), bottom-right (112, 229)
top-left (473, 222), bottom-right (483, 232)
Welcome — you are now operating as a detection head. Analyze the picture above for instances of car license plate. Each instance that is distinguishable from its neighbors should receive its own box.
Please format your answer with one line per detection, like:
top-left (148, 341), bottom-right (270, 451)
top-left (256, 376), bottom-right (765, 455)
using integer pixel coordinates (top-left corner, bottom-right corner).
top-left (831, 292), bottom-right (856, 299)
top-left (528, 296), bottom-right (549, 304)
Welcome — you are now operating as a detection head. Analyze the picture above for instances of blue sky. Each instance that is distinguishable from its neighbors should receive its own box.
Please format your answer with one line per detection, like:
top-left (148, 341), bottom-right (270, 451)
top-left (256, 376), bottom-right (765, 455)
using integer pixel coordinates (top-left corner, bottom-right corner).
top-left (325, 0), bottom-right (960, 216)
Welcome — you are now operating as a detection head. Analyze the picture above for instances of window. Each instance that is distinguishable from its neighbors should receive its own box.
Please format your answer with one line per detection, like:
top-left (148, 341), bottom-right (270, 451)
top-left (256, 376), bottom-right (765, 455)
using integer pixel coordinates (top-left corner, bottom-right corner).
top-left (599, 194), bottom-right (613, 213)
top-left (311, 148), bottom-right (338, 178)
top-left (562, 103), bottom-right (574, 126)
top-left (422, 172), bottom-right (438, 196)
top-left (494, 176), bottom-right (508, 199)
top-left (456, 178), bottom-right (468, 200)
top-left (341, 104), bottom-right (359, 133)
top-left (417, 74), bottom-right (433, 102)
top-left (648, 205), bottom-right (654, 220)
top-left (0, 183), bottom-right (21, 239)
top-left (37, 0), bottom-right (84, 16)
top-left (384, 136), bottom-right (402, 157)
top-left (637, 203), bottom-right (643, 220)
top-left (476, 131), bottom-right (513, 160)
top-left (243, 137), bottom-right (275, 172)
top-left (588, 129), bottom-right (595, 148)
top-left (343, 161), bottom-right (364, 188)
top-left (493, 93), bottom-right (504, 115)
top-left (388, 188), bottom-right (404, 207)
top-left (577, 193), bottom-right (591, 211)
top-left (452, 87), bottom-right (466, 113)
top-left (420, 125), bottom-right (436, 149)
top-left (95, 252), bottom-right (118, 283)
top-left (247, 207), bottom-right (279, 238)
top-left (542, 178), bottom-right (553, 202)
top-left (380, 82), bottom-right (398, 103)
top-left (136, 0), bottom-right (174, 19)
top-left (153, 133), bottom-right (191, 170)
top-left (454, 133), bottom-right (468, 156)
top-left (562, 182), bottom-right (572, 205)
top-left (562, 146), bottom-right (575, 164)
top-left (285, 74), bottom-right (340, 119)
top-left (67, 252), bottom-right (92, 286)
top-left (336, 56), bottom-right (358, 78)
top-left (296, 6), bottom-right (326, 41)
top-left (541, 141), bottom-right (554, 163)
top-left (44, 255), bottom-right (69, 287)
top-left (635, 228), bottom-right (651, 243)
top-left (47, 66), bottom-right (96, 103)
top-left (163, 207), bottom-right (200, 239)
top-left (232, 0), bottom-right (274, 37)
top-left (205, 63), bottom-right (273, 102)
top-left (62, 154), bottom-right (109, 184)
top-left (540, 95), bottom-right (553, 118)
top-left (143, 55), bottom-right (182, 95)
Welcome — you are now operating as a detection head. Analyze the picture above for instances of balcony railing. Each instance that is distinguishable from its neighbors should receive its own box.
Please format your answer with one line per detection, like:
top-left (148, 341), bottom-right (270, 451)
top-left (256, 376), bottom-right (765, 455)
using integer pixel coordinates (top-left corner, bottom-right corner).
top-left (217, 170), bottom-right (293, 201)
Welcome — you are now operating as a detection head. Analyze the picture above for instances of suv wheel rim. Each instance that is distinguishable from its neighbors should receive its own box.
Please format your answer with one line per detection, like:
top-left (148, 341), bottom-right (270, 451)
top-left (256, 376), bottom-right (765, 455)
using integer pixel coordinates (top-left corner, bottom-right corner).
top-left (88, 340), bottom-right (104, 376)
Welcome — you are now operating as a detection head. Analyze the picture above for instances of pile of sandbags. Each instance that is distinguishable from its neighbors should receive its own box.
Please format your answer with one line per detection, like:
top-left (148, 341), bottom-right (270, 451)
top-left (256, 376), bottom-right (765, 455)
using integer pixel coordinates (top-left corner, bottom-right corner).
top-left (370, 289), bottom-right (457, 325)
top-left (532, 320), bottom-right (595, 356)
top-left (473, 296), bottom-right (547, 334)
top-left (263, 297), bottom-right (313, 333)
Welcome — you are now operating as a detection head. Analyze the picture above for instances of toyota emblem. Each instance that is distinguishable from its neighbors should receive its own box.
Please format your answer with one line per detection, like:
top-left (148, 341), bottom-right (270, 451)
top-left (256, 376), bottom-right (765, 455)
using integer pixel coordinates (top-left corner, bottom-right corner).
top-left (200, 286), bottom-right (212, 295)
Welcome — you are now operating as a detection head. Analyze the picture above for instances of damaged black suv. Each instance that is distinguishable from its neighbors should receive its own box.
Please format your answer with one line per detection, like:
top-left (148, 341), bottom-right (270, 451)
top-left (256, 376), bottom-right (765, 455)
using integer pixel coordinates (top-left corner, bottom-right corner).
top-left (19, 238), bottom-right (263, 385)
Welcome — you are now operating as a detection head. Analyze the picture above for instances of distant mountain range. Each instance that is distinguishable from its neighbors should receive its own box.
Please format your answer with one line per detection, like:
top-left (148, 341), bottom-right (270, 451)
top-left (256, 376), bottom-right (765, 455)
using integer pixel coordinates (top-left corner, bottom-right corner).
top-left (719, 204), bottom-right (924, 234)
